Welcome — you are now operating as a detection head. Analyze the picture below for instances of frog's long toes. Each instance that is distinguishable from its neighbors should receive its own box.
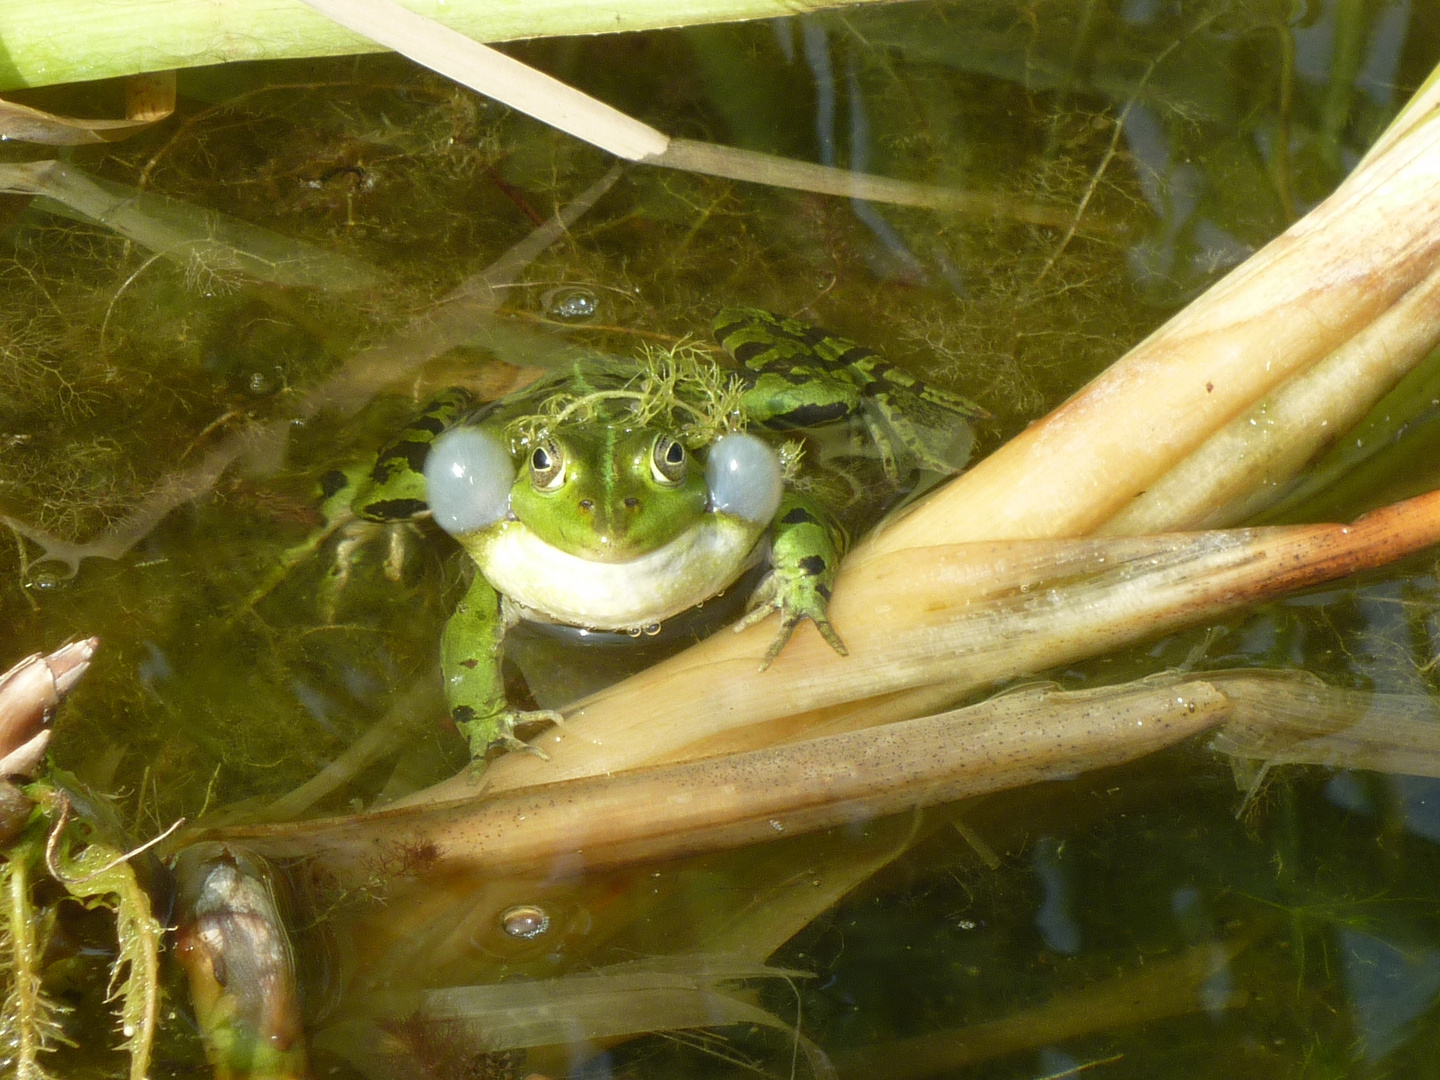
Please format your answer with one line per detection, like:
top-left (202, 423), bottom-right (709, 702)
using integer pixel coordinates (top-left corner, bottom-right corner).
top-left (759, 622), bottom-right (798, 671)
top-left (501, 735), bottom-right (550, 761)
top-left (732, 601), bottom-right (779, 636)
top-left (814, 616), bottom-right (848, 657)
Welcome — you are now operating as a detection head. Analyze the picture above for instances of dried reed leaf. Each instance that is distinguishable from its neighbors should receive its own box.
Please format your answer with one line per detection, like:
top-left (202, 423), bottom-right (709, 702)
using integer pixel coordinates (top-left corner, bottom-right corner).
top-left (205, 678), bottom-right (1232, 877)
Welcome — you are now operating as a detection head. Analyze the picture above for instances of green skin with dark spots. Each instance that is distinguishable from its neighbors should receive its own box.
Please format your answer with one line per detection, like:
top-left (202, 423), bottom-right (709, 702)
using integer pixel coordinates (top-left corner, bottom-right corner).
top-left (342, 309), bottom-right (983, 763)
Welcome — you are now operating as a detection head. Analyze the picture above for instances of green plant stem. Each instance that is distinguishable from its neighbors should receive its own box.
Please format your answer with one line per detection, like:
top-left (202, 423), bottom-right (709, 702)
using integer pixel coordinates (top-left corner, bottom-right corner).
top-left (0, 0), bottom-right (889, 92)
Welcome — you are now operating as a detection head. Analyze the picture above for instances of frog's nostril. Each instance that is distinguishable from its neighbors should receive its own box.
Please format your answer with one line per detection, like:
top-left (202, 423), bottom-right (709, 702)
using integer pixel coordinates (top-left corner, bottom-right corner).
top-left (624, 497), bottom-right (640, 509)
top-left (578, 499), bottom-right (594, 512)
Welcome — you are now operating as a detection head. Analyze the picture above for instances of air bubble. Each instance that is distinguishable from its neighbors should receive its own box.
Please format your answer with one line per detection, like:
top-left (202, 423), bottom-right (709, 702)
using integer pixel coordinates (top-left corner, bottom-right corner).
top-left (543, 286), bottom-right (599, 321)
top-left (24, 566), bottom-right (67, 592)
top-left (245, 370), bottom-right (278, 397)
top-left (500, 904), bottom-right (550, 939)
top-left (643, 623), bottom-right (661, 636)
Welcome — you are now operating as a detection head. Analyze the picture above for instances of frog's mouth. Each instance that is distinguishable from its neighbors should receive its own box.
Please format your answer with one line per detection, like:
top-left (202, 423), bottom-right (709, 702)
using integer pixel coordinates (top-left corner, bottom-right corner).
top-left (464, 512), bottom-right (767, 631)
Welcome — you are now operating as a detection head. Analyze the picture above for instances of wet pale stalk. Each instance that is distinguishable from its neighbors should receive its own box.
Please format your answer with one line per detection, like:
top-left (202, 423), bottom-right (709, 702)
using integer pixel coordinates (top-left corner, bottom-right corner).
top-left (464, 488), bottom-right (1440, 789)
top-left (1101, 256), bottom-right (1440, 532)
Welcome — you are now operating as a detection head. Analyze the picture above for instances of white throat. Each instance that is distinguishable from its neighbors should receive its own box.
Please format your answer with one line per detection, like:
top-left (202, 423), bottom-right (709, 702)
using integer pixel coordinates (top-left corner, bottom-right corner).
top-left (467, 514), bottom-right (765, 631)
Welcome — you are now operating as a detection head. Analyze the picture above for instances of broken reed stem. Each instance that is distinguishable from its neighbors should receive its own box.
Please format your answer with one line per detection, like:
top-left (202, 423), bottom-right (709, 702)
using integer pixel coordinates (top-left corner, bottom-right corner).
top-left (207, 679), bottom-right (1233, 879)
top-left (456, 488), bottom-right (1440, 791)
top-left (853, 103), bottom-right (1440, 559)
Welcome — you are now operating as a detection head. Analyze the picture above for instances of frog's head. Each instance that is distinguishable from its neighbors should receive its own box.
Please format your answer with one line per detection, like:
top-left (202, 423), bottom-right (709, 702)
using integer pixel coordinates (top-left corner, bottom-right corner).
top-left (424, 424), bottom-right (783, 563)
top-left (508, 426), bottom-right (708, 561)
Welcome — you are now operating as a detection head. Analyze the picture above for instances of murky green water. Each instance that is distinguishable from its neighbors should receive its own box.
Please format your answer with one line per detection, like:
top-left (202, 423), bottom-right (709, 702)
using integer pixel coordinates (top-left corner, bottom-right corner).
top-left (5, 0), bottom-right (1440, 1075)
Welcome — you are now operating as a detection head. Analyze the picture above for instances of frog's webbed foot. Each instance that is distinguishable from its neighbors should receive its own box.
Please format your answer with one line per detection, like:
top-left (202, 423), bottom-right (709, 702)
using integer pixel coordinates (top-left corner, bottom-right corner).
top-left (316, 520), bottom-right (416, 622)
top-left (734, 568), bottom-right (848, 670)
top-left (455, 705), bottom-right (565, 768)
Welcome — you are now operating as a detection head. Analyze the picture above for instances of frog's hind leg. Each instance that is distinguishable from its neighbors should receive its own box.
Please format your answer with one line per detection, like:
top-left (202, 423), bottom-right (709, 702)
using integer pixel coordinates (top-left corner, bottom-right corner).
top-left (232, 462), bottom-right (367, 621)
top-left (733, 492), bottom-right (849, 668)
top-left (351, 386), bottom-right (477, 523)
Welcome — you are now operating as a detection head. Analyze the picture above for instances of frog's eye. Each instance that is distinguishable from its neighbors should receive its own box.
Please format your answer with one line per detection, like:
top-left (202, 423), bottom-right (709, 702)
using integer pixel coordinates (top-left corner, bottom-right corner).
top-left (650, 436), bottom-right (688, 485)
top-left (705, 432), bottom-right (783, 524)
top-left (530, 440), bottom-right (566, 491)
top-left (423, 428), bottom-right (514, 536)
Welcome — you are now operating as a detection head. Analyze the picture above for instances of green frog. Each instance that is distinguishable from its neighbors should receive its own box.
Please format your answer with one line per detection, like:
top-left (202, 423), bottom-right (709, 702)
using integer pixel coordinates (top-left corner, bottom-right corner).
top-left (333, 308), bottom-right (981, 762)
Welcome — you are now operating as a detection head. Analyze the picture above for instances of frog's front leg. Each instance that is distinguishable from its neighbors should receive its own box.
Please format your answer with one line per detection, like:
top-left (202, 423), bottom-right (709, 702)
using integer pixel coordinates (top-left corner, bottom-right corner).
top-left (734, 492), bottom-right (848, 668)
top-left (441, 573), bottom-right (562, 762)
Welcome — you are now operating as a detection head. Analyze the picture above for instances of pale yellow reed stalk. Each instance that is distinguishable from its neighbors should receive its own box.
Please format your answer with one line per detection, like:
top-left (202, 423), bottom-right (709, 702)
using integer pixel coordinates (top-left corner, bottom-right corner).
top-left (1101, 256), bottom-right (1440, 532)
top-left (388, 488), bottom-right (1440, 793)
top-left (854, 107), bottom-right (1440, 559)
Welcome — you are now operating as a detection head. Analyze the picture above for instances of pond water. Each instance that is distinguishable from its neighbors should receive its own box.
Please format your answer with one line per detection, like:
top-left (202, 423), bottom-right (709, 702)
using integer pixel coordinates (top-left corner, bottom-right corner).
top-left (5, 0), bottom-right (1440, 1076)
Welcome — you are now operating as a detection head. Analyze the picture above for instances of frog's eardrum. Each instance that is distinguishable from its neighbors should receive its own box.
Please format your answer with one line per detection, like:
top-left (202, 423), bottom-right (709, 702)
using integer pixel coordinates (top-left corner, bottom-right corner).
top-left (704, 433), bottom-right (782, 524)
top-left (424, 428), bottom-right (515, 536)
